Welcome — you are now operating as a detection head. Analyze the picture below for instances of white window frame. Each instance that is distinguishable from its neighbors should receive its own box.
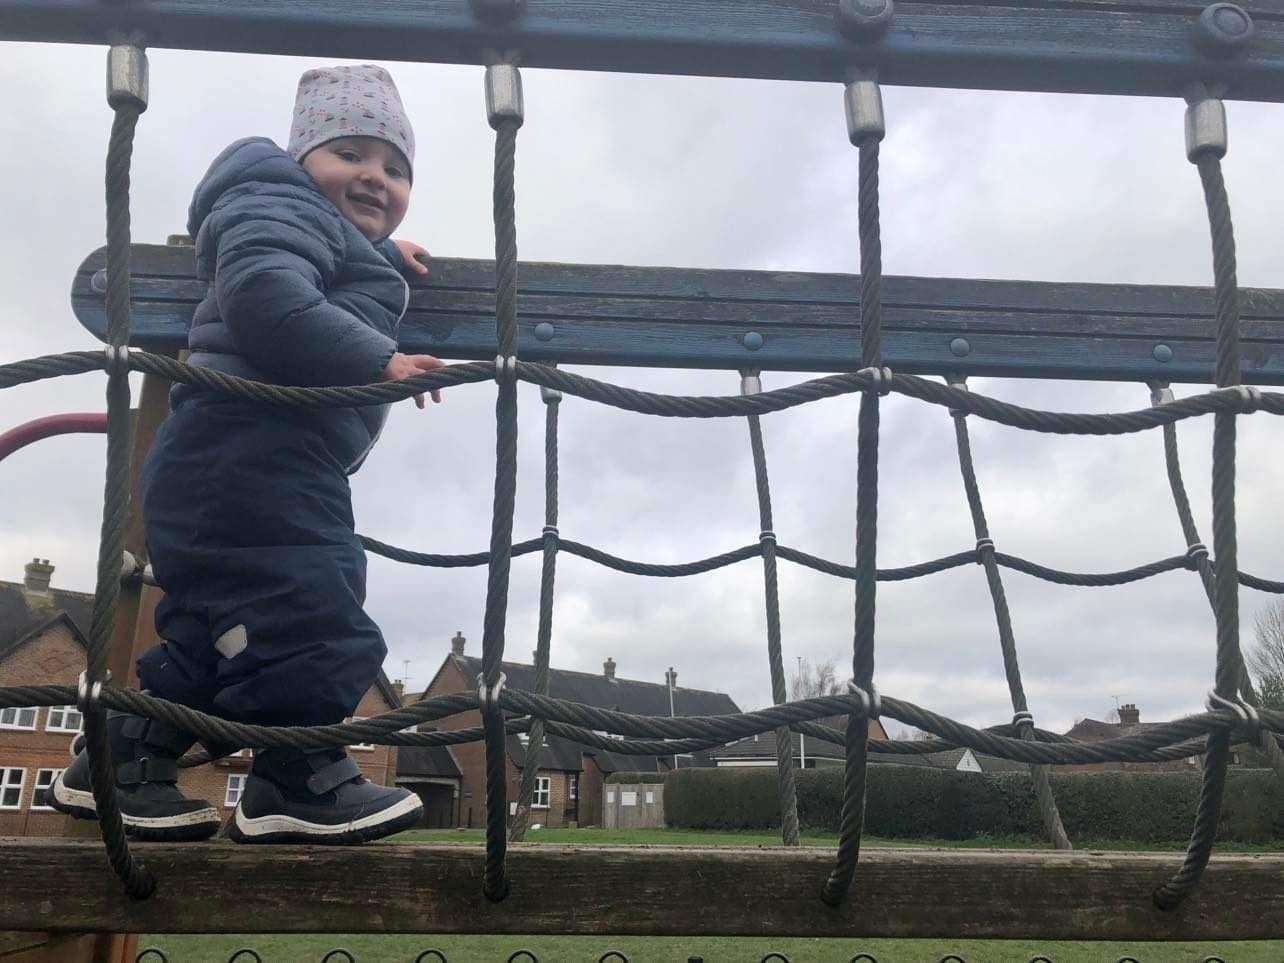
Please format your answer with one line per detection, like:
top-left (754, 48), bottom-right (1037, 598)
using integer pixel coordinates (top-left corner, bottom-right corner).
top-left (344, 717), bottom-right (375, 751)
top-left (568, 773), bottom-right (578, 801)
top-left (531, 775), bottom-right (550, 809)
top-left (224, 774), bottom-right (247, 807)
top-left (0, 768), bottom-right (26, 810)
top-left (0, 706), bottom-right (38, 731)
top-left (32, 768), bottom-right (63, 811)
top-left (45, 705), bottom-right (83, 734)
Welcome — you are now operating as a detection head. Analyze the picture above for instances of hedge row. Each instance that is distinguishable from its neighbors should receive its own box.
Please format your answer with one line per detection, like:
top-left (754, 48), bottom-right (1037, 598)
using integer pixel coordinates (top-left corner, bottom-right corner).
top-left (605, 771), bottom-right (667, 784)
top-left (664, 765), bottom-right (1284, 842)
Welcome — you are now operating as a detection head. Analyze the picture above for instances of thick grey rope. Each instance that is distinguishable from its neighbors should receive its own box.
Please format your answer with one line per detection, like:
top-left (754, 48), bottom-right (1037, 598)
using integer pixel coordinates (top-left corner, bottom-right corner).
top-left (1154, 115), bottom-right (1243, 910)
top-left (510, 387), bottom-right (560, 842)
top-left (949, 385), bottom-right (1072, 850)
top-left (746, 395), bottom-right (802, 847)
top-left (84, 68), bottom-right (154, 899)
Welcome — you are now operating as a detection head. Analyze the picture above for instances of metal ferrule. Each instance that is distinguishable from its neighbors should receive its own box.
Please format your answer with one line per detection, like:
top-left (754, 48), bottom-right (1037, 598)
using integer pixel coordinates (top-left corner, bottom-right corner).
top-left (1185, 96), bottom-right (1227, 161)
top-left (540, 385), bottom-right (562, 404)
top-left (740, 369), bottom-right (762, 396)
top-left (485, 64), bottom-right (525, 129)
top-left (107, 44), bottom-right (149, 111)
top-left (844, 78), bottom-right (884, 145)
top-left (1148, 381), bottom-right (1175, 406)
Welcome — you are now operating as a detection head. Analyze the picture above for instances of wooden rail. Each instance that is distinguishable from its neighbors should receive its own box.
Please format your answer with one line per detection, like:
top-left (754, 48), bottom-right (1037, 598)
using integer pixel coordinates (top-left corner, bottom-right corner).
top-left (4, 0), bottom-right (1284, 100)
top-left (73, 243), bottom-right (1284, 384)
top-left (2, 840), bottom-right (1282, 939)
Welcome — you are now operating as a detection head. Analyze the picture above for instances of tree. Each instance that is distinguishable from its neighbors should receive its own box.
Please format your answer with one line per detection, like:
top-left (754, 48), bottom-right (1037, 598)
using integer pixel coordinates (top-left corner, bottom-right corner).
top-left (1249, 600), bottom-right (1284, 711)
top-left (788, 657), bottom-right (845, 701)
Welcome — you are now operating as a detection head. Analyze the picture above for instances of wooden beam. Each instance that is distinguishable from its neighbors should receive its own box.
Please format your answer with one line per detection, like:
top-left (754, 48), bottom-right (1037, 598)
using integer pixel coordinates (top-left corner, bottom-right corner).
top-left (73, 244), bottom-right (1284, 384)
top-left (1, 839), bottom-right (1282, 940)
top-left (3, 0), bottom-right (1284, 100)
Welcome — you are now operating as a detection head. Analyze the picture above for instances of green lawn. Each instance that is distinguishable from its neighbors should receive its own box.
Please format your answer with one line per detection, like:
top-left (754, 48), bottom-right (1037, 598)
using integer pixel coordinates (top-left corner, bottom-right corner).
top-left (141, 828), bottom-right (1284, 961)
top-left (391, 826), bottom-right (1284, 853)
top-left (137, 934), bottom-right (1283, 962)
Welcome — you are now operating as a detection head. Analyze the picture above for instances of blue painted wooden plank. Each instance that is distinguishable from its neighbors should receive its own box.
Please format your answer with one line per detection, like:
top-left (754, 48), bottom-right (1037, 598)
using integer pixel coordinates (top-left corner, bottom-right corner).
top-left (70, 244), bottom-right (1284, 383)
top-left (3, 0), bottom-right (1284, 100)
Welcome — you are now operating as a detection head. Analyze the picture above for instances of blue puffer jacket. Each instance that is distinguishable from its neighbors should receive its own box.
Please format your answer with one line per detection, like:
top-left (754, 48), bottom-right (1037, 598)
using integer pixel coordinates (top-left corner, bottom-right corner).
top-left (178, 137), bottom-right (410, 473)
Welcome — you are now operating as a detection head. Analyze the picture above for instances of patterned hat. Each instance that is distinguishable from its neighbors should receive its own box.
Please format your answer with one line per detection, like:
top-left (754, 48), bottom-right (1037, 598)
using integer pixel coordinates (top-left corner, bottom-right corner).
top-left (287, 64), bottom-right (415, 177)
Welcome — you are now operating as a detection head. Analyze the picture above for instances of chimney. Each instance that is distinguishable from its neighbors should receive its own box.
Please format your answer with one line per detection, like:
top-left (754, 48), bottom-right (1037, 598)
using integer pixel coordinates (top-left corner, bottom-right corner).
top-left (665, 667), bottom-right (677, 689)
top-left (451, 631), bottom-right (466, 657)
top-left (391, 680), bottom-right (405, 701)
top-left (23, 558), bottom-right (54, 595)
top-left (603, 657), bottom-right (616, 681)
top-left (1118, 703), bottom-right (1140, 729)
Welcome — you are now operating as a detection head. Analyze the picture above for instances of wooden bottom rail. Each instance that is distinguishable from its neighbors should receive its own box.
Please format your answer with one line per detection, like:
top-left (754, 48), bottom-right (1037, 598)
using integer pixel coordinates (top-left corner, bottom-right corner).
top-left (0, 840), bottom-right (1280, 941)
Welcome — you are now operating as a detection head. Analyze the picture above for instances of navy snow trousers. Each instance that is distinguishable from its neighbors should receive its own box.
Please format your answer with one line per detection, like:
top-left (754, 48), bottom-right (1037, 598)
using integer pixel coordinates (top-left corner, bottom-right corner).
top-left (136, 397), bottom-right (386, 728)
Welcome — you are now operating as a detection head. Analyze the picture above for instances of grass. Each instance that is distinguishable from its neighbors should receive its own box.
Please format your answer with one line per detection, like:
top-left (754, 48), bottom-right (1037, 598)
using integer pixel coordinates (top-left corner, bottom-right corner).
top-left (138, 934), bottom-right (1284, 962)
top-left (390, 826), bottom-right (1284, 853)
top-left (140, 829), bottom-right (1284, 961)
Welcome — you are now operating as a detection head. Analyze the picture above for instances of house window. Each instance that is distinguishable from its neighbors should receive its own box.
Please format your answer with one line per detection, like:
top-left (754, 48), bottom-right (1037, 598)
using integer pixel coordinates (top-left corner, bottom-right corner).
top-left (532, 776), bottom-right (550, 809)
top-left (32, 769), bottom-right (63, 810)
top-left (343, 717), bottom-right (374, 751)
top-left (0, 707), bottom-right (37, 730)
top-left (0, 768), bottom-right (25, 810)
top-left (224, 774), bottom-right (247, 807)
top-left (568, 774), bottom-right (578, 801)
top-left (46, 705), bottom-right (83, 733)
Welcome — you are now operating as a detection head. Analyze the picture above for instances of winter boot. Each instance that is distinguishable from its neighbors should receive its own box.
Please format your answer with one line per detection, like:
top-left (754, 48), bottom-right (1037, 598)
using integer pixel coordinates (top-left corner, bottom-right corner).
top-left (49, 711), bottom-right (222, 841)
top-left (225, 747), bottom-right (423, 844)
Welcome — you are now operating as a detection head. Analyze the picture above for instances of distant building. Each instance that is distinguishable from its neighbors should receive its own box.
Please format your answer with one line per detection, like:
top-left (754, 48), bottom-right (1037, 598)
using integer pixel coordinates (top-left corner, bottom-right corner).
top-left (408, 633), bottom-right (738, 828)
top-left (0, 558), bottom-right (400, 837)
top-left (708, 715), bottom-right (889, 768)
top-left (1057, 703), bottom-right (1207, 773)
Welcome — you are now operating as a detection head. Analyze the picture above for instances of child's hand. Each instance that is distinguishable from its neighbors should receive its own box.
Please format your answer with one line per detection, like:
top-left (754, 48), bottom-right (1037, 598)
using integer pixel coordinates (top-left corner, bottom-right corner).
top-left (393, 239), bottom-right (431, 277)
top-left (382, 351), bottom-right (445, 408)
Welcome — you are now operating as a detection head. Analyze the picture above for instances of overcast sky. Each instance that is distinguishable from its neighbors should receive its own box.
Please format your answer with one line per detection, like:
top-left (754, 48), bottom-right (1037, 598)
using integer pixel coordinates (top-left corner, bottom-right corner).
top-left (1, 42), bottom-right (1282, 736)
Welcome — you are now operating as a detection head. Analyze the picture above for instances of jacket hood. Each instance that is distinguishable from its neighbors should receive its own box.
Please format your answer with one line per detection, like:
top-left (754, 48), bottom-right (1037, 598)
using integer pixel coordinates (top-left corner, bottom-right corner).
top-left (187, 138), bottom-right (320, 239)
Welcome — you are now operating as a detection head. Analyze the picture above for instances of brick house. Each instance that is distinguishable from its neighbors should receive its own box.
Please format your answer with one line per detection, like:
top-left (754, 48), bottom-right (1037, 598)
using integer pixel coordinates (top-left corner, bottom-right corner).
top-left (1056, 703), bottom-right (1208, 773)
top-left (0, 558), bottom-right (402, 836)
top-left (707, 714), bottom-right (889, 769)
top-left (413, 632), bottom-right (739, 829)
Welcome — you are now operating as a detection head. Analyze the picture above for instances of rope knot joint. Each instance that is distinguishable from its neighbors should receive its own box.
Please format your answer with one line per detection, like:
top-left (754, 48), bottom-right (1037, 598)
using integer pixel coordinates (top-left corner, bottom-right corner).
top-left (478, 672), bottom-right (508, 711)
top-left (76, 669), bottom-right (110, 714)
top-left (858, 365), bottom-right (893, 396)
top-left (494, 354), bottom-right (517, 384)
top-left (1207, 691), bottom-right (1261, 739)
top-left (1011, 710), bottom-right (1035, 731)
top-left (1185, 542), bottom-right (1210, 566)
top-left (104, 344), bottom-right (131, 374)
top-left (975, 537), bottom-right (996, 563)
top-left (848, 681), bottom-right (880, 718)
top-left (1235, 384), bottom-right (1261, 413)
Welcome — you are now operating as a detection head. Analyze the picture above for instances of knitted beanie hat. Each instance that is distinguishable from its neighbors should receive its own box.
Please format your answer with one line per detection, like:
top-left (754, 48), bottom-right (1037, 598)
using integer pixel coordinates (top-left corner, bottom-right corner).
top-left (287, 64), bottom-right (415, 177)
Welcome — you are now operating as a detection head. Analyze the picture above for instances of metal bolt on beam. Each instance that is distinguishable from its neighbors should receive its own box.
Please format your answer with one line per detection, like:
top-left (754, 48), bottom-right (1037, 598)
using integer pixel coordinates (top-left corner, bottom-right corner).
top-left (742, 330), bottom-right (764, 351)
top-left (950, 337), bottom-right (971, 357)
top-left (534, 321), bottom-right (555, 341)
top-left (107, 44), bottom-right (148, 110)
top-left (836, 0), bottom-right (895, 41)
top-left (1194, 3), bottom-right (1254, 56)
top-left (1153, 343), bottom-right (1174, 363)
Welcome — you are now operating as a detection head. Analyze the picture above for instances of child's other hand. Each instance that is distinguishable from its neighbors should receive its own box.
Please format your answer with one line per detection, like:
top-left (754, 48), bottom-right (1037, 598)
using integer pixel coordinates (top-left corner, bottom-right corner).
top-left (393, 239), bottom-right (431, 277)
top-left (382, 352), bottom-right (445, 408)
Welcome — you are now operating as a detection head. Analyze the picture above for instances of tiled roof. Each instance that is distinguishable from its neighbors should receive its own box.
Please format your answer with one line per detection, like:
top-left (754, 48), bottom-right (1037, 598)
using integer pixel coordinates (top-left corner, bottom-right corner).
top-left (396, 744), bottom-right (462, 778)
top-left (449, 655), bottom-right (741, 773)
top-left (0, 579), bottom-right (93, 663)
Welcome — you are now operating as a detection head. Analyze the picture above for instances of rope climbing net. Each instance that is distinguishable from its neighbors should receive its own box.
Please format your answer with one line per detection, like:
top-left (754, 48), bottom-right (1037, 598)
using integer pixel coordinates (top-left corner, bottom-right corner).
top-left (1, 31), bottom-right (1283, 923)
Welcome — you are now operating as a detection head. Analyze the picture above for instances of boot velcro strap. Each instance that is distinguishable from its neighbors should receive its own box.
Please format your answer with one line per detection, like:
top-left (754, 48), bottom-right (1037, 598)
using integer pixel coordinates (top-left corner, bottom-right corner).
top-left (306, 755), bottom-right (362, 795)
top-left (119, 716), bottom-right (194, 755)
top-left (116, 756), bottom-right (179, 786)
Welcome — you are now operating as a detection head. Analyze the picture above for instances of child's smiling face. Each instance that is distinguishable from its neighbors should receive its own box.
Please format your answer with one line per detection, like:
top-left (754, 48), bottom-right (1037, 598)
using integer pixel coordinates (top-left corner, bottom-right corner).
top-left (302, 136), bottom-right (411, 242)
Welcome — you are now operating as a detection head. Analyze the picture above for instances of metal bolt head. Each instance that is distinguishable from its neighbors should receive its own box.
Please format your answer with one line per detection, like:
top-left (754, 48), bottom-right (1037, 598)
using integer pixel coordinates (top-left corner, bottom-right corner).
top-left (534, 322), bottom-right (555, 342)
top-left (1194, 3), bottom-right (1254, 55)
top-left (1153, 343), bottom-right (1174, 363)
top-left (836, 0), bottom-right (895, 41)
top-left (742, 331), bottom-right (764, 351)
top-left (471, 0), bottom-right (526, 23)
top-left (950, 337), bottom-right (971, 358)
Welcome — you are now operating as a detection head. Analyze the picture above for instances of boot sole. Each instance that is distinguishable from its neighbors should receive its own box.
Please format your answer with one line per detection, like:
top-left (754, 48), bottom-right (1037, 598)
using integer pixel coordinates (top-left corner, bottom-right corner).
top-left (226, 793), bottom-right (423, 845)
top-left (49, 775), bottom-right (222, 842)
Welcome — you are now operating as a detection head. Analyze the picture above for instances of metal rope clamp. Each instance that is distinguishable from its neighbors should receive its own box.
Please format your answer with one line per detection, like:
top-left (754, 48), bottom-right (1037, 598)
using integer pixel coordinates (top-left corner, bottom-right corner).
top-left (1235, 385), bottom-right (1261, 414)
top-left (759, 530), bottom-right (777, 545)
top-left (103, 344), bottom-right (131, 374)
top-left (540, 385), bottom-right (562, 405)
top-left (478, 671), bottom-right (508, 712)
top-left (1011, 710), bottom-right (1035, 732)
top-left (485, 62), bottom-right (525, 130)
top-left (844, 70), bottom-right (885, 146)
top-left (1148, 380), bottom-right (1175, 407)
top-left (1183, 84), bottom-right (1228, 162)
top-left (1207, 690), bottom-right (1261, 740)
top-left (975, 537), bottom-right (996, 564)
top-left (946, 374), bottom-right (970, 417)
top-left (848, 680), bottom-right (881, 719)
top-left (1185, 542), bottom-right (1210, 567)
top-left (542, 525), bottom-right (560, 541)
top-left (494, 354), bottom-right (517, 384)
top-left (740, 368), bottom-right (763, 397)
top-left (76, 669), bottom-right (110, 714)
top-left (858, 365), bottom-right (893, 396)
top-left (107, 44), bottom-right (149, 111)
